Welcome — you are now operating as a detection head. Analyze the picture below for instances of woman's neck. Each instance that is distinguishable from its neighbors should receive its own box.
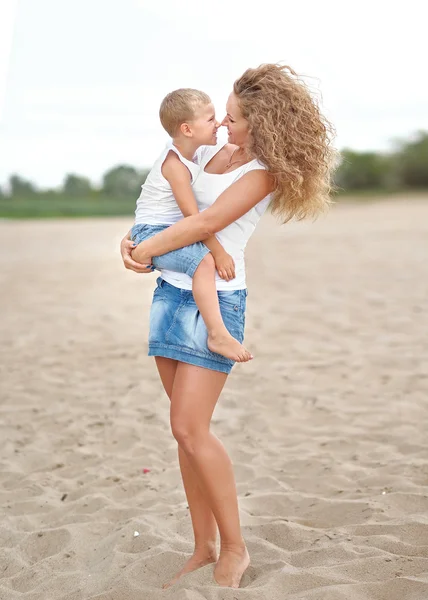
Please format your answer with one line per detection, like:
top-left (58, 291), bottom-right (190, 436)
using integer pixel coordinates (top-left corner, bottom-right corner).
top-left (224, 145), bottom-right (252, 170)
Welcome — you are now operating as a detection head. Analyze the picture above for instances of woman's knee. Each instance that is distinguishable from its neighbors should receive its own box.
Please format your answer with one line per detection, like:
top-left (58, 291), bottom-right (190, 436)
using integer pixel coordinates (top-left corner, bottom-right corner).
top-left (171, 418), bottom-right (206, 453)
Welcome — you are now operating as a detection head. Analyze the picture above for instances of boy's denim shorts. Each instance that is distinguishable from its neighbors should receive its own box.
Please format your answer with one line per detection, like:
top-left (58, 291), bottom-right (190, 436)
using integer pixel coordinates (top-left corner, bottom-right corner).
top-left (148, 277), bottom-right (247, 374)
top-left (131, 223), bottom-right (210, 277)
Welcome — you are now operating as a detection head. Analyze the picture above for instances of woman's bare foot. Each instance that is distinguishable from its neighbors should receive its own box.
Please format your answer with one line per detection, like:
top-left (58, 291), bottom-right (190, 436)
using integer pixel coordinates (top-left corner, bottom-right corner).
top-left (208, 332), bottom-right (253, 362)
top-left (214, 543), bottom-right (250, 588)
top-left (162, 546), bottom-right (217, 589)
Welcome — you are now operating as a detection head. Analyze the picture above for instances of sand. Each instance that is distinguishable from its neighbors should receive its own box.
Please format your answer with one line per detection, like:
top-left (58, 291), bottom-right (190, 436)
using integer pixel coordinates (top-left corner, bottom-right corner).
top-left (1, 196), bottom-right (428, 600)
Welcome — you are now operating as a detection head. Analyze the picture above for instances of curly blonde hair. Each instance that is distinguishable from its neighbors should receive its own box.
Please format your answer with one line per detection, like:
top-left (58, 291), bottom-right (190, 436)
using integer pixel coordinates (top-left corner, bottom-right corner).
top-left (233, 64), bottom-right (336, 222)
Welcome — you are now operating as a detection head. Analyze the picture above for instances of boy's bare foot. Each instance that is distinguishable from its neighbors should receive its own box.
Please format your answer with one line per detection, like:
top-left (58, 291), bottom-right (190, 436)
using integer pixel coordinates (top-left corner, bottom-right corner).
top-left (208, 332), bottom-right (253, 362)
top-left (214, 543), bottom-right (250, 588)
top-left (162, 547), bottom-right (217, 589)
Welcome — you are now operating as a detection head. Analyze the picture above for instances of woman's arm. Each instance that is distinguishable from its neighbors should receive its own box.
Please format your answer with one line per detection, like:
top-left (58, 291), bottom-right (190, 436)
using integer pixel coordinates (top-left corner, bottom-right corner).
top-left (131, 169), bottom-right (273, 264)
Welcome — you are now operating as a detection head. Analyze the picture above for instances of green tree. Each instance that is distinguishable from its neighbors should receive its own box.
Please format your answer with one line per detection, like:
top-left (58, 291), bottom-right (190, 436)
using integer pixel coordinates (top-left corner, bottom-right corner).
top-left (63, 173), bottom-right (92, 196)
top-left (102, 165), bottom-right (148, 198)
top-left (9, 174), bottom-right (37, 197)
top-left (394, 131), bottom-right (428, 188)
top-left (334, 150), bottom-right (391, 191)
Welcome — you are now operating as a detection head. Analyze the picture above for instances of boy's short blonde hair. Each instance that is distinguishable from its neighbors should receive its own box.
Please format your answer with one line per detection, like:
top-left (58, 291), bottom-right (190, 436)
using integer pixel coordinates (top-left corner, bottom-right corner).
top-left (159, 88), bottom-right (211, 137)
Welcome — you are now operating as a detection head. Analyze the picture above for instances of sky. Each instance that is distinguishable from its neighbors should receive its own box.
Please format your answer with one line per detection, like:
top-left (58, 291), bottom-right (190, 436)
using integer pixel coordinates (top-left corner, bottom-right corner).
top-left (0, 0), bottom-right (426, 189)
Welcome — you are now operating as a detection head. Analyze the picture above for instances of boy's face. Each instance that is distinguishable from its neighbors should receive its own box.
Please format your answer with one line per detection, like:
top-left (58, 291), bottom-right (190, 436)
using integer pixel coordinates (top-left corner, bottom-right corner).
top-left (182, 102), bottom-right (219, 146)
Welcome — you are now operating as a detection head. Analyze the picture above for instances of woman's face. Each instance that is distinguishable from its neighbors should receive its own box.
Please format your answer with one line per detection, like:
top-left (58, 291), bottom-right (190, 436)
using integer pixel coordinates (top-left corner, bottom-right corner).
top-left (221, 93), bottom-right (250, 147)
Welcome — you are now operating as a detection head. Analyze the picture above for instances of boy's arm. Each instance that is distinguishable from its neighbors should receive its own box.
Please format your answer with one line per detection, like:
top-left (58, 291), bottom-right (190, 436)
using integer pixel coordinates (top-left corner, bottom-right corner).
top-left (162, 152), bottom-right (223, 253)
top-left (162, 152), bottom-right (235, 280)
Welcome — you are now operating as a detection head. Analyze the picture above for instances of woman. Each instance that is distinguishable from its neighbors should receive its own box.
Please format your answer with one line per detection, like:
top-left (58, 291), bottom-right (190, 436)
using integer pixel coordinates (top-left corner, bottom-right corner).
top-left (121, 64), bottom-right (335, 589)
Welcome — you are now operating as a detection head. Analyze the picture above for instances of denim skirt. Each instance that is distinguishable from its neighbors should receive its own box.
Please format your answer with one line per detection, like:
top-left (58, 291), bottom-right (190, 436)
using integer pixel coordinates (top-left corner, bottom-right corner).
top-left (148, 277), bottom-right (247, 374)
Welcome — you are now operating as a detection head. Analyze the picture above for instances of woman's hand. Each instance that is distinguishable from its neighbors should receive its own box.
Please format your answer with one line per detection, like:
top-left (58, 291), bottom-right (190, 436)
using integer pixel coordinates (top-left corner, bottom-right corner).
top-left (120, 234), bottom-right (154, 274)
top-left (130, 239), bottom-right (154, 267)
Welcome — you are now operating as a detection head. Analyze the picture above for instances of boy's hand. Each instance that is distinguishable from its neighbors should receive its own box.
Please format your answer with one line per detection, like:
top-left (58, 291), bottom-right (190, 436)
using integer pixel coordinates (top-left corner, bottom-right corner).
top-left (213, 251), bottom-right (235, 281)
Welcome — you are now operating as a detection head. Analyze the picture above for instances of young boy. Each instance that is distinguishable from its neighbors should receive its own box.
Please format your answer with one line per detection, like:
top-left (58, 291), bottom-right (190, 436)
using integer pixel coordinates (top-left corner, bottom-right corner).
top-left (130, 88), bottom-right (252, 363)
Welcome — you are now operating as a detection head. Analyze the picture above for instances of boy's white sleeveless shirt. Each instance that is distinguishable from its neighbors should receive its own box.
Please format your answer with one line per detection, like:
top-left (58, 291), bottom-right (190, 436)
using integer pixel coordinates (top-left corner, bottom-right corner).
top-left (160, 140), bottom-right (272, 291)
top-left (134, 142), bottom-right (199, 226)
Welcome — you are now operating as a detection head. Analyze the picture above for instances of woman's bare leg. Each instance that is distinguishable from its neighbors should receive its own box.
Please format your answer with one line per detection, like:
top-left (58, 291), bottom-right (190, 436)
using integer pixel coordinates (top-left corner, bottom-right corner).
top-left (170, 362), bottom-right (250, 588)
top-left (154, 357), bottom-right (218, 588)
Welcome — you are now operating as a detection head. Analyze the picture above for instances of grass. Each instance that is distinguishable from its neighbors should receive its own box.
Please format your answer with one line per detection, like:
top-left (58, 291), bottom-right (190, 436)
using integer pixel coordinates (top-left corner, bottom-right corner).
top-left (1, 190), bottom-right (427, 220)
top-left (0, 196), bottom-right (136, 219)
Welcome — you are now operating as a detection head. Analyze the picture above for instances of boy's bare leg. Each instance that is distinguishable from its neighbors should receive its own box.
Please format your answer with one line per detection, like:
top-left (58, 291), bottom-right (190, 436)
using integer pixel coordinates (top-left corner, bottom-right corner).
top-left (192, 254), bottom-right (252, 362)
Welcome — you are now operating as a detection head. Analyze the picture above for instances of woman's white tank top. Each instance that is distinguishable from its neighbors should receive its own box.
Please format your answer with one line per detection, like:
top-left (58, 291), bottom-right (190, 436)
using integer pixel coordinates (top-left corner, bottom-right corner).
top-left (161, 141), bottom-right (271, 291)
top-left (134, 142), bottom-right (200, 226)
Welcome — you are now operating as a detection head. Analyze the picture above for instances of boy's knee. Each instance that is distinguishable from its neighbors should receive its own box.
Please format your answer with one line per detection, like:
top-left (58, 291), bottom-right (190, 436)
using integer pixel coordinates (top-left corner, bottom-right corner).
top-left (199, 253), bottom-right (214, 270)
top-left (200, 252), bottom-right (215, 268)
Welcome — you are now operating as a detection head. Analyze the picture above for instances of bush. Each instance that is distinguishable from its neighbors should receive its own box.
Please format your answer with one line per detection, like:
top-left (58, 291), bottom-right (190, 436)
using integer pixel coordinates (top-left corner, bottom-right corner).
top-left (394, 131), bottom-right (428, 188)
top-left (334, 150), bottom-right (392, 191)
